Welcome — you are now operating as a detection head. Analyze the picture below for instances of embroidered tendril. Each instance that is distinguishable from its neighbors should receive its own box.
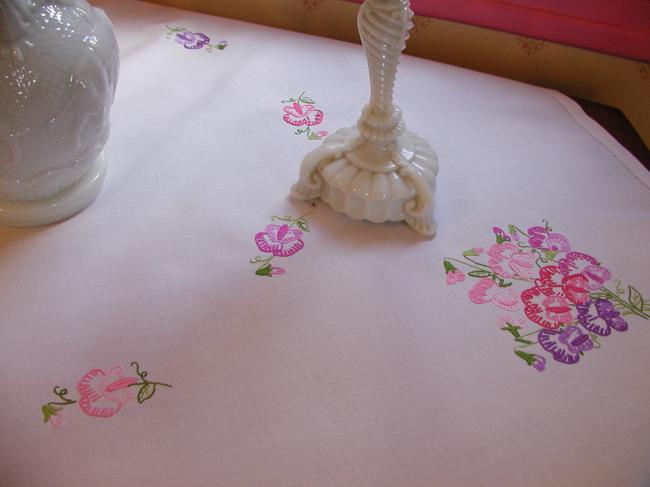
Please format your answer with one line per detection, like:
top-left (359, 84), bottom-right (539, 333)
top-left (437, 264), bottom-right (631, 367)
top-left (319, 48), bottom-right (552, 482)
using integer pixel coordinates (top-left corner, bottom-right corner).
top-left (129, 362), bottom-right (172, 404)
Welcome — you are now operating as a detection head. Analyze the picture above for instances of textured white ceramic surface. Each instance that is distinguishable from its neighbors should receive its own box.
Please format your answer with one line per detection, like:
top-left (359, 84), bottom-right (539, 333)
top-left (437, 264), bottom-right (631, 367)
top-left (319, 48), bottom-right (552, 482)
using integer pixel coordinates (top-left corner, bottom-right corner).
top-left (0, 0), bottom-right (119, 226)
top-left (291, 0), bottom-right (438, 237)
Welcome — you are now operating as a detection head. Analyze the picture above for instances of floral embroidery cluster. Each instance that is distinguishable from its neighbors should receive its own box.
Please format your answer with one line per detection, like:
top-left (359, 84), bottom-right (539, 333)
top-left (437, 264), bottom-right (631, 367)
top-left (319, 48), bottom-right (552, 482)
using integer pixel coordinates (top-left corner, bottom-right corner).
top-left (250, 214), bottom-right (311, 277)
top-left (443, 221), bottom-right (649, 371)
top-left (516, 36), bottom-right (546, 56)
top-left (41, 362), bottom-right (171, 428)
top-left (166, 25), bottom-right (228, 52)
top-left (281, 92), bottom-right (328, 141)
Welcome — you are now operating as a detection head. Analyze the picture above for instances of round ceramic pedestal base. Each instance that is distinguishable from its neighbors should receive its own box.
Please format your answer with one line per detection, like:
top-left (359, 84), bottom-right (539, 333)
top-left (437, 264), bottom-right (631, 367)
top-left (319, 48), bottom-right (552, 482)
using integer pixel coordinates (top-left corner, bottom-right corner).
top-left (0, 153), bottom-right (107, 227)
top-left (291, 127), bottom-right (438, 237)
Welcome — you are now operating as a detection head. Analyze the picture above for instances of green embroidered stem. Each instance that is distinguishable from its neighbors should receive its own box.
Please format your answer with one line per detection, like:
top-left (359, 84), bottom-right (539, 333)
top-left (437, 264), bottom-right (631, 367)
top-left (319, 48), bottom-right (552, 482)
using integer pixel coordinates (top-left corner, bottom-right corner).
top-left (129, 362), bottom-right (173, 405)
top-left (594, 287), bottom-right (649, 319)
top-left (444, 257), bottom-right (531, 287)
top-left (508, 224), bottom-right (529, 238)
top-left (41, 386), bottom-right (77, 423)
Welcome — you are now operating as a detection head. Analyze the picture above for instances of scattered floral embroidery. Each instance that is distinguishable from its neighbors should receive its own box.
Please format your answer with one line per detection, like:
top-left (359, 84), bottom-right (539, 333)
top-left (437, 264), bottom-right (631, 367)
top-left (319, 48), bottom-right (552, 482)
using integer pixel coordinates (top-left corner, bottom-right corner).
top-left (633, 61), bottom-right (649, 82)
top-left (166, 26), bottom-right (228, 52)
top-left (516, 36), bottom-right (546, 56)
top-left (443, 220), bottom-right (649, 371)
top-left (41, 361), bottom-right (171, 428)
top-left (302, 0), bottom-right (325, 14)
top-left (281, 92), bottom-right (328, 141)
top-left (250, 214), bottom-right (311, 277)
top-left (411, 16), bottom-right (434, 36)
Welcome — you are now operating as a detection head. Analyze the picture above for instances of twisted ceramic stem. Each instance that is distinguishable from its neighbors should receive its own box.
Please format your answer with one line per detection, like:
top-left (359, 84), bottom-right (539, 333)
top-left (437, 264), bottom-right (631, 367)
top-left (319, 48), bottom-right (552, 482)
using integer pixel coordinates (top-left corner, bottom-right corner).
top-left (358, 0), bottom-right (412, 115)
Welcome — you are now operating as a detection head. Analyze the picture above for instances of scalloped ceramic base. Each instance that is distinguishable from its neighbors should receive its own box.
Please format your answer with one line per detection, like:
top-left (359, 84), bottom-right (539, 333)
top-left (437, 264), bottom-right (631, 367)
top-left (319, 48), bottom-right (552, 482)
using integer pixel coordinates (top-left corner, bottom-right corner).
top-left (0, 152), bottom-right (107, 227)
top-left (291, 126), bottom-right (438, 237)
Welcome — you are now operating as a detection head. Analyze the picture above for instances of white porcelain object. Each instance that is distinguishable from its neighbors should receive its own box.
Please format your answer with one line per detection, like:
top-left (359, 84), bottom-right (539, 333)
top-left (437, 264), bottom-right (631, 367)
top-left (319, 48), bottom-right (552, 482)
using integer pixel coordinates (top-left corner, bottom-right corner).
top-left (291, 0), bottom-right (438, 237)
top-left (0, 0), bottom-right (119, 226)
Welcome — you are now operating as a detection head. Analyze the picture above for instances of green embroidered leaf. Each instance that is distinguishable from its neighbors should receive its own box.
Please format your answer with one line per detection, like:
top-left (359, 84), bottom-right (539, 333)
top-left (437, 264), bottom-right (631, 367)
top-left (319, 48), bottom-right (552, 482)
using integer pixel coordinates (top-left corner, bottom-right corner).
top-left (256, 264), bottom-right (273, 277)
top-left (628, 285), bottom-right (644, 312)
top-left (514, 337), bottom-right (534, 345)
top-left (137, 383), bottom-right (157, 404)
top-left (468, 270), bottom-right (491, 278)
top-left (514, 350), bottom-right (536, 366)
top-left (590, 292), bottom-right (608, 300)
top-left (307, 132), bottom-right (319, 140)
top-left (462, 248), bottom-right (479, 257)
top-left (296, 219), bottom-right (310, 232)
top-left (507, 224), bottom-right (517, 237)
top-left (443, 260), bottom-right (456, 273)
top-left (544, 250), bottom-right (559, 261)
top-left (41, 404), bottom-right (62, 423)
top-left (299, 96), bottom-right (315, 104)
top-left (496, 234), bottom-right (506, 244)
top-left (500, 323), bottom-right (521, 338)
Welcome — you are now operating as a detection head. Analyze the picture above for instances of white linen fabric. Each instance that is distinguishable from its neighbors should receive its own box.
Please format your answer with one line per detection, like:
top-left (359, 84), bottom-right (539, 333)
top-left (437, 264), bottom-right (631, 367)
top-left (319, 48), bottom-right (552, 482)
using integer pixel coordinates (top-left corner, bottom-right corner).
top-left (1, 1), bottom-right (649, 486)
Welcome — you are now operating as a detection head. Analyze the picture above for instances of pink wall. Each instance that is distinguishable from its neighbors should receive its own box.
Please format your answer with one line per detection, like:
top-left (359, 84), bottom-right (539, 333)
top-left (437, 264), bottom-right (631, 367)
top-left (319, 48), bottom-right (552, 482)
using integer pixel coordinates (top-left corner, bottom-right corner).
top-left (348, 0), bottom-right (650, 61)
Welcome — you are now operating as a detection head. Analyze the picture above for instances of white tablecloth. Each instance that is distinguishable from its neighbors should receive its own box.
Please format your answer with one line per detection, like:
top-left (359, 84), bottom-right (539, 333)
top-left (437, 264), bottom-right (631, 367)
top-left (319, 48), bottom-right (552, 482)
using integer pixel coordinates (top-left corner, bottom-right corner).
top-left (1, 1), bottom-right (649, 486)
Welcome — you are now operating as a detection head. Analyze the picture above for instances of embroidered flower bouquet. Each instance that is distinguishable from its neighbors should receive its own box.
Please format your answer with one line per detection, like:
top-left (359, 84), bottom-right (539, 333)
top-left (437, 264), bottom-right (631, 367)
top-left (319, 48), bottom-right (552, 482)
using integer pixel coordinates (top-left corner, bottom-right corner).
top-left (444, 221), bottom-right (649, 371)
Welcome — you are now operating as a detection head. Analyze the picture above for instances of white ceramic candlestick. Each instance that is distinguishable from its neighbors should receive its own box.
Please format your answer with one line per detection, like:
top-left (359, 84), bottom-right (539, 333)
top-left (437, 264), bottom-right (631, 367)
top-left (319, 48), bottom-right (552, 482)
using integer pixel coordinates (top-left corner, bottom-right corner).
top-left (0, 0), bottom-right (119, 227)
top-left (291, 0), bottom-right (438, 237)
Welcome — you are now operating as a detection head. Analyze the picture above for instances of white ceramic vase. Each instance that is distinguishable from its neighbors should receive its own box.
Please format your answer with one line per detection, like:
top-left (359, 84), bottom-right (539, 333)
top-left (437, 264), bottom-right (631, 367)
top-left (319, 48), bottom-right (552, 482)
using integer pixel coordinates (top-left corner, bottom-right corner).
top-left (0, 0), bottom-right (119, 227)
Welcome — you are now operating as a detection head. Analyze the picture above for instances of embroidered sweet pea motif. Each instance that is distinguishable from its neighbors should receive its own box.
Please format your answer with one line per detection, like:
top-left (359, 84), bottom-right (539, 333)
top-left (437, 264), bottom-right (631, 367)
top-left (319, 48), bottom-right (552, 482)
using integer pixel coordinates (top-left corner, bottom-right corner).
top-left (281, 92), bottom-right (328, 141)
top-left (165, 26), bottom-right (228, 52)
top-left (443, 220), bottom-right (649, 371)
top-left (250, 214), bottom-right (311, 277)
top-left (41, 362), bottom-right (171, 428)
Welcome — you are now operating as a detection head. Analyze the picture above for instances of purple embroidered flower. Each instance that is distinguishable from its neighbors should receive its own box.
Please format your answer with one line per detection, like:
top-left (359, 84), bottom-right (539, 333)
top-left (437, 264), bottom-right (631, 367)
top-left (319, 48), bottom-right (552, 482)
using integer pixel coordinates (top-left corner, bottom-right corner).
top-left (255, 224), bottom-right (305, 257)
top-left (577, 298), bottom-right (628, 336)
top-left (532, 354), bottom-right (546, 372)
top-left (527, 226), bottom-right (571, 252)
top-left (175, 30), bottom-right (210, 50)
top-left (559, 252), bottom-right (611, 291)
top-left (538, 325), bottom-right (594, 364)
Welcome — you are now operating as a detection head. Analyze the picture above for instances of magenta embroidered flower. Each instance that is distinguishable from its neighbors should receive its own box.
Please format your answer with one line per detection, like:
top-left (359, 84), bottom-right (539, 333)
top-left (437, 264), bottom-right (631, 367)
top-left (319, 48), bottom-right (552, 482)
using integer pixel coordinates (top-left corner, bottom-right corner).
top-left (577, 298), bottom-right (628, 336)
top-left (521, 287), bottom-right (573, 329)
top-left (538, 325), bottom-right (594, 364)
top-left (255, 223), bottom-right (305, 257)
top-left (446, 269), bottom-right (465, 285)
top-left (487, 243), bottom-right (538, 279)
top-left (534, 266), bottom-right (590, 305)
top-left (77, 367), bottom-right (139, 418)
top-left (468, 278), bottom-right (520, 311)
top-left (527, 226), bottom-right (571, 252)
top-left (283, 102), bottom-right (324, 127)
top-left (175, 30), bottom-right (210, 49)
top-left (559, 252), bottom-right (611, 291)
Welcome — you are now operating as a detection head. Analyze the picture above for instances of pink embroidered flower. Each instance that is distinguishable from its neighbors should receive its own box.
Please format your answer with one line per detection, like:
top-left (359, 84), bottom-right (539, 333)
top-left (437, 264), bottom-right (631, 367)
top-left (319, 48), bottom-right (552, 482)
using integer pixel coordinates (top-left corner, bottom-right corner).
top-left (534, 266), bottom-right (590, 305)
top-left (496, 315), bottom-right (525, 329)
top-left (283, 102), bottom-right (324, 127)
top-left (270, 266), bottom-right (286, 275)
top-left (527, 226), bottom-right (571, 252)
top-left (559, 252), bottom-right (611, 291)
top-left (77, 367), bottom-right (139, 418)
top-left (446, 269), bottom-right (465, 285)
top-left (50, 412), bottom-right (64, 429)
top-left (488, 243), bottom-right (538, 279)
top-left (255, 224), bottom-right (304, 257)
top-left (521, 287), bottom-right (574, 329)
top-left (315, 130), bottom-right (328, 138)
top-left (469, 278), bottom-right (520, 311)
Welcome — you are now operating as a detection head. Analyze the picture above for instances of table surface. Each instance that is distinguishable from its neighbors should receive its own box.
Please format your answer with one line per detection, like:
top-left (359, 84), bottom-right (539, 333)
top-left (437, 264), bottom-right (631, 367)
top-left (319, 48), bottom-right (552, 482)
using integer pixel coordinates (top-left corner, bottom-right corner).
top-left (1, 1), bottom-right (649, 486)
